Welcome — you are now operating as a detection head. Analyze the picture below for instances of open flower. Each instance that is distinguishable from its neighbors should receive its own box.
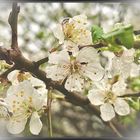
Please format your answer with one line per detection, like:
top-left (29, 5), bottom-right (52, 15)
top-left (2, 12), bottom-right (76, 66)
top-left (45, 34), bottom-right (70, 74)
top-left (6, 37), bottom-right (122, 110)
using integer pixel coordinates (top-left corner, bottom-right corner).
top-left (7, 70), bottom-right (47, 95)
top-left (53, 14), bottom-right (92, 54)
top-left (102, 48), bottom-right (139, 79)
top-left (46, 47), bottom-right (104, 92)
top-left (5, 80), bottom-right (47, 135)
top-left (87, 77), bottom-right (130, 121)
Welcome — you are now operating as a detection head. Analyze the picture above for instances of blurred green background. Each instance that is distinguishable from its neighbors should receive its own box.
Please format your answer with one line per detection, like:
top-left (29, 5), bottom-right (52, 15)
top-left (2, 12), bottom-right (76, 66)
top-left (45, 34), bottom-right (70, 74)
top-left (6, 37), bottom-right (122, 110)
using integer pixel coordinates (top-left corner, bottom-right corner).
top-left (0, 2), bottom-right (139, 138)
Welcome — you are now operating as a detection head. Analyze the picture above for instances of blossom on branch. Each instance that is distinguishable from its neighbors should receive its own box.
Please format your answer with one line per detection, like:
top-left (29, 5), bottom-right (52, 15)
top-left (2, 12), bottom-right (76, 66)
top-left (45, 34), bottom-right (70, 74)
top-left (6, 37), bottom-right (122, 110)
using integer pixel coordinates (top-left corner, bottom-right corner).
top-left (8, 70), bottom-right (47, 95)
top-left (53, 14), bottom-right (92, 55)
top-left (46, 47), bottom-right (104, 92)
top-left (5, 80), bottom-right (47, 135)
top-left (87, 76), bottom-right (130, 121)
top-left (102, 48), bottom-right (140, 79)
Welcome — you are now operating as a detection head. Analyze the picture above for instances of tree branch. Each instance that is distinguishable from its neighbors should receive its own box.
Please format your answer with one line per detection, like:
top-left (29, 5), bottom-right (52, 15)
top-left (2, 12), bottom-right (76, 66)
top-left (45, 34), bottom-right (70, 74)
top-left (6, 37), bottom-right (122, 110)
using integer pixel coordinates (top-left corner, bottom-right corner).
top-left (8, 2), bottom-right (20, 50)
top-left (34, 56), bottom-right (48, 68)
top-left (0, 65), bottom-right (16, 79)
top-left (120, 92), bottom-right (140, 98)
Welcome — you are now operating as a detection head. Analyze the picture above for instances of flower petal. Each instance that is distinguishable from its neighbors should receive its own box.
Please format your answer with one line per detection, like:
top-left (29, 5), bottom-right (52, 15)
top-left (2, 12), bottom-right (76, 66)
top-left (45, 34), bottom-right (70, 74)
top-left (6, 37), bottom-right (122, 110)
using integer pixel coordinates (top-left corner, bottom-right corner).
top-left (122, 48), bottom-right (135, 63)
top-left (87, 89), bottom-right (105, 105)
top-left (72, 14), bottom-right (88, 25)
top-left (7, 118), bottom-right (27, 134)
top-left (7, 70), bottom-right (19, 85)
top-left (46, 65), bottom-right (68, 81)
top-left (63, 40), bottom-right (79, 56)
top-left (32, 89), bottom-right (47, 110)
top-left (100, 103), bottom-right (115, 121)
top-left (77, 47), bottom-right (100, 64)
top-left (81, 64), bottom-right (104, 81)
top-left (65, 73), bottom-right (84, 92)
top-left (114, 98), bottom-right (130, 116)
top-left (30, 112), bottom-right (42, 135)
top-left (48, 50), bottom-right (70, 65)
top-left (5, 81), bottom-right (34, 112)
top-left (112, 78), bottom-right (126, 96)
top-left (29, 76), bottom-right (46, 89)
top-left (130, 63), bottom-right (140, 77)
top-left (53, 24), bottom-right (64, 44)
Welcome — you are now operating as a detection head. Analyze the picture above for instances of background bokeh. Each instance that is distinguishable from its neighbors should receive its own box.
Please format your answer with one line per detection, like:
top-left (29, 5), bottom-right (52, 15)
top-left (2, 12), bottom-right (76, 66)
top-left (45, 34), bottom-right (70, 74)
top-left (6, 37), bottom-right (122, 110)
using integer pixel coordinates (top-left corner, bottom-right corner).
top-left (0, 2), bottom-right (139, 138)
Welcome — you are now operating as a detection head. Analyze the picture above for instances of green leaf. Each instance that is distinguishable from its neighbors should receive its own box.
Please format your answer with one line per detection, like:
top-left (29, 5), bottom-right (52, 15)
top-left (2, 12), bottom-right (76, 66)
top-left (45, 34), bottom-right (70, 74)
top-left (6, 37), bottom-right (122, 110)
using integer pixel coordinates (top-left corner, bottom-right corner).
top-left (128, 98), bottom-right (140, 111)
top-left (130, 77), bottom-right (140, 92)
top-left (102, 24), bottom-right (134, 49)
top-left (91, 25), bottom-right (104, 43)
top-left (119, 112), bottom-right (137, 126)
top-left (118, 25), bottom-right (134, 49)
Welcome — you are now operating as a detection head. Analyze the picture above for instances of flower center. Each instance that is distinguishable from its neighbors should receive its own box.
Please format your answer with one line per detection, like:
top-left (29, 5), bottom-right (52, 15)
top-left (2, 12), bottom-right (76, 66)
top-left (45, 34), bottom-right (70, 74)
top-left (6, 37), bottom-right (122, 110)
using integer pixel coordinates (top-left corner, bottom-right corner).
top-left (69, 59), bottom-right (81, 74)
top-left (104, 91), bottom-right (116, 103)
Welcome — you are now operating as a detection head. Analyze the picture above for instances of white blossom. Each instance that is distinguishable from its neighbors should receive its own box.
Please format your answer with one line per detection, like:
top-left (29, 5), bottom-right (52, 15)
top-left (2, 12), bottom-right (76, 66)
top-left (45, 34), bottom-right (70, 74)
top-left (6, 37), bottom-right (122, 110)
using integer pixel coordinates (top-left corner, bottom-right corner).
top-left (46, 47), bottom-right (104, 92)
top-left (8, 70), bottom-right (47, 96)
top-left (5, 80), bottom-right (47, 135)
top-left (53, 14), bottom-right (92, 55)
top-left (87, 77), bottom-right (130, 121)
top-left (102, 48), bottom-right (140, 79)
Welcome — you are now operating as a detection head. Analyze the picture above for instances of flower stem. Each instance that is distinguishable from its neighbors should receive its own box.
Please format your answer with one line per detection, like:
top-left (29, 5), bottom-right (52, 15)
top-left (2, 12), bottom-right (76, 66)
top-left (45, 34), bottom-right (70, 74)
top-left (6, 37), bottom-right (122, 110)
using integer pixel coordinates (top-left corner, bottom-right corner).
top-left (47, 91), bottom-right (53, 137)
top-left (109, 122), bottom-right (123, 137)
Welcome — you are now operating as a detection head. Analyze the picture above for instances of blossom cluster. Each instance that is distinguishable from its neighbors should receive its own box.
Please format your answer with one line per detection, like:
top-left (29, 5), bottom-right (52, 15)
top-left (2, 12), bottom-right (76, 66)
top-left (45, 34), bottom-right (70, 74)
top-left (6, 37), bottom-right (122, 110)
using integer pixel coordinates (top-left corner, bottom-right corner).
top-left (0, 14), bottom-right (139, 135)
top-left (0, 70), bottom-right (48, 135)
top-left (46, 14), bottom-right (140, 121)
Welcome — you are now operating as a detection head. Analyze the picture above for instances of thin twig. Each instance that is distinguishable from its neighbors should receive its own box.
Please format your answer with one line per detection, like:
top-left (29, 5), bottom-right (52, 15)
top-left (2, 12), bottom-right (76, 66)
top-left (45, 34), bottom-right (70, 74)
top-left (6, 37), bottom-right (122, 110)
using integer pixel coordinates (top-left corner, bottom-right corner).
top-left (134, 30), bottom-right (140, 35)
top-left (0, 65), bottom-right (16, 79)
top-left (60, 3), bottom-right (72, 17)
top-left (109, 122), bottom-right (123, 137)
top-left (120, 92), bottom-right (140, 98)
top-left (47, 91), bottom-right (53, 137)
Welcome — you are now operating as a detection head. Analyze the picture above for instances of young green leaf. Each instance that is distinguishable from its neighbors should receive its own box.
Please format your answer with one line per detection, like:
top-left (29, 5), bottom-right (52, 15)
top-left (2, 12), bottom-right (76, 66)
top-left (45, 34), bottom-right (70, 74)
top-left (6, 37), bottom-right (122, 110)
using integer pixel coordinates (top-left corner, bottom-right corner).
top-left (102, 24), bottom-right (134, 49)
top-left (91, 25), bottom-right (104, 43)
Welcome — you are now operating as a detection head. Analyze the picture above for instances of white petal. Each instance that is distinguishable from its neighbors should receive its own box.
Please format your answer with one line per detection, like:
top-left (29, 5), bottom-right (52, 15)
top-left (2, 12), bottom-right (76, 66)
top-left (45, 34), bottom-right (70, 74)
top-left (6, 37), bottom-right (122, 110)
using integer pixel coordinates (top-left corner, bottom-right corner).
top-left (102, 51), bottom-right (115, 59)
top-left (100, 103), bottom-right (115, 121)
top-left (122, 48), bottom-right (135, 63)
top-left (114, 98), bottom-right (130, 116)
top-left (130, 63), bottom-right (140, 77)
top-left (30, 112), bottom-right (42, 135)
top-left (65, 73), bottom-right (84, 92)
top-left (63, 40), bottom-right (79, 56)
top-left (93, 76), bottom-right (111, 91)
top-left (7, 118), bottom-right (27, 134)
top-left (87, 89), bottom-right (105, 105)
top-left (18, 80), bottom-right (34, 97)
top-left (32, 89), bottom-right (47, 110)
top-left (81, 64), bottom-right (104, 81)
top-left (29, 76), bottom-right (46, 89)
top-left (48, 50), bottom-right (70, 65)
top-left (5, 81), bottom-right (34, 111)
top-left (112, 78), bottom-right (126, 96)
top-left (77, 47), bottom-right (100, 64)
top-left (72, 14), bottom-right (87, 25)
top-left (112, 57), bottom-right (122, 74)
top-left (53, 24), bottom-right (64, 44)
top-left (46, 65), bottom-right (69, 81)
top-left (7, 70), bottom-right (19, 85)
